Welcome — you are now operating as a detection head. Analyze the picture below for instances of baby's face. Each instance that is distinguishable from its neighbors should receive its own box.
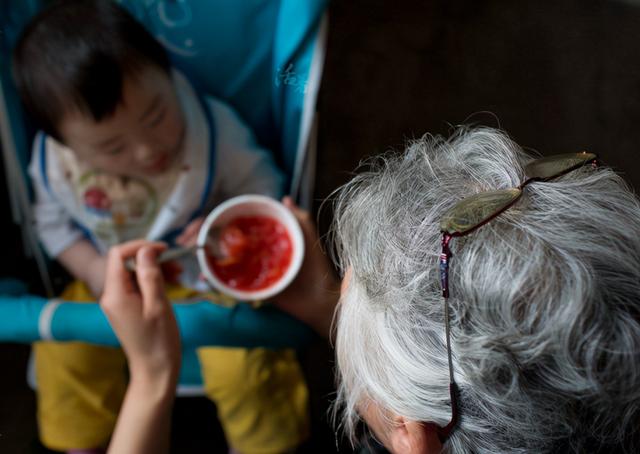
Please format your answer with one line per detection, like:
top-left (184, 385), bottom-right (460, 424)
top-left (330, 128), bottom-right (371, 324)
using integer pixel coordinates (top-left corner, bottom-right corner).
top-left (59, 67), bottom-right (186, 178)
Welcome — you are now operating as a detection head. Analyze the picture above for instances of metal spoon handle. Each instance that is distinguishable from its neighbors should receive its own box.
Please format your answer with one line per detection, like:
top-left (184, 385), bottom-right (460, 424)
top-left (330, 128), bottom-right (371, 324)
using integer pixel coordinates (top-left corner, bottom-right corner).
top-left (124, 245), bottom-right (196, 271)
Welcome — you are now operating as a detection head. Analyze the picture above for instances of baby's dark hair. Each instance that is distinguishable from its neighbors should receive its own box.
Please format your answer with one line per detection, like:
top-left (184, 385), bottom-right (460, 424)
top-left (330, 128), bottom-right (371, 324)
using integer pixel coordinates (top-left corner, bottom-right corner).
top-left (12, 0), bottom-right (170, 141)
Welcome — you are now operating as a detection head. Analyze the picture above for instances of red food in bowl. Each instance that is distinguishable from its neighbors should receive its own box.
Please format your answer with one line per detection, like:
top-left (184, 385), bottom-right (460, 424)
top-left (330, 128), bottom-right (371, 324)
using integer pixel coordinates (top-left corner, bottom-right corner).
top-left (207, 216), bottom-right (293, 291)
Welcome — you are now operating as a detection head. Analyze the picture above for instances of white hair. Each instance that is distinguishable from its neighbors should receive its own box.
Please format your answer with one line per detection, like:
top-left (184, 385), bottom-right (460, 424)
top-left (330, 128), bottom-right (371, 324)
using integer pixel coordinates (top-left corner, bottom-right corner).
top-left (331, 127), bottom-right (640, 453)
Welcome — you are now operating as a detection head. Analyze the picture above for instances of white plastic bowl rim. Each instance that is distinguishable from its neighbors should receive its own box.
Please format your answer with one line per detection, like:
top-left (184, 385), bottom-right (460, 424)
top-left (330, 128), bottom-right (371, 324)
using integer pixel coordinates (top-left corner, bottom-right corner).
top-left (196, 194), bottom-right (305, 301)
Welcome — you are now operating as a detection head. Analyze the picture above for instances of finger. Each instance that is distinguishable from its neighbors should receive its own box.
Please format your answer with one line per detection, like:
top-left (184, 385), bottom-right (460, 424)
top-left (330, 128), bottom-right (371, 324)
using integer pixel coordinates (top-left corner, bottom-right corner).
top-left (104, 240), bottom-right (151, 297)
top-left (185, 218), bottom-right (204, 236)
top-left (177, 218), bottom-right (204, 244)
top-left (111, 240), bottom-right (167, 275)
top-left (282, 196), bottom-right (312, 230)
top-left (176, 232), bottom-right (187, 246)
top-left (177, 233), bottom-right (197, 248)
top-left (104, 241), bottom-right (166, 298)
top-left (282, 196), bottom-right (311, 223)
top-left (135, 246), bottom-right (168, 315)
top-left (116, 239), bottom-right (166, 260)
top-left (124, 241), bottom-right (168, 269)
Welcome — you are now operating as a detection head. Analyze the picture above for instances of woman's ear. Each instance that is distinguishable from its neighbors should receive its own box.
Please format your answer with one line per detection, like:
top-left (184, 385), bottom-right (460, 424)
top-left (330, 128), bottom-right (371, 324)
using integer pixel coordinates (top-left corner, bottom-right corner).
top-left (388, 418), bottom-right (443, 454)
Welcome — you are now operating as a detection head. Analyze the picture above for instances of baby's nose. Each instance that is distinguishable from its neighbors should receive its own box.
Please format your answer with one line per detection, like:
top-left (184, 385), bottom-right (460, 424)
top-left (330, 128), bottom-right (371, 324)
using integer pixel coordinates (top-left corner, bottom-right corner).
top-left (133, 142), bottom-right (156, 163)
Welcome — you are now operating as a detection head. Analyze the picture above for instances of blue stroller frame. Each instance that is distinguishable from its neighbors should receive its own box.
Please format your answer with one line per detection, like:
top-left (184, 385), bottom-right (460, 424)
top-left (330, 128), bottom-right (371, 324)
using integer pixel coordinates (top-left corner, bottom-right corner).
top-left (0, 0), bottom-right (329, 389)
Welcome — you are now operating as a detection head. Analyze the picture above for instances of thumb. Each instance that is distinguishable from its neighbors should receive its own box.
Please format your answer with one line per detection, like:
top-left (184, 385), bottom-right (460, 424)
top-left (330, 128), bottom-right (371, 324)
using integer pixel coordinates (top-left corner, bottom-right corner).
top-left (282, 196), bottom-right (314, 235)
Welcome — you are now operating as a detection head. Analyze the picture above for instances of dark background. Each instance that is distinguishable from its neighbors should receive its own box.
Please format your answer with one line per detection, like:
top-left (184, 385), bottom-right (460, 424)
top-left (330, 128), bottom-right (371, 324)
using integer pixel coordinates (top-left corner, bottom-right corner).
top-left (2, 0), bottom-right (640, 452)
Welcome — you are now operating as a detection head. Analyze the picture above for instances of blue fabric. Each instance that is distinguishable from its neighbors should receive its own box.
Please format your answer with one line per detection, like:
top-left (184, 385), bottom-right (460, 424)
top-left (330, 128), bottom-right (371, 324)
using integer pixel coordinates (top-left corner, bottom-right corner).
top-left (180, 348), bottom-right (203, 386)
top-left (0, 0), bottom-right (43, 195)
top-left (273, 0), bottom-right (327, 175)
top-left (0, 295), bottom-right (43, 343)
top-left (0, 295), bottom-right (315, 349)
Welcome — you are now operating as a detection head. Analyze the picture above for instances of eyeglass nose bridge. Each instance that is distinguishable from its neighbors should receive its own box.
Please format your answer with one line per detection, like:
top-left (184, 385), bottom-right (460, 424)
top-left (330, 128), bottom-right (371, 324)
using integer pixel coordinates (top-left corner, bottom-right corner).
top-left (439, 188), bottom-right (523, 237)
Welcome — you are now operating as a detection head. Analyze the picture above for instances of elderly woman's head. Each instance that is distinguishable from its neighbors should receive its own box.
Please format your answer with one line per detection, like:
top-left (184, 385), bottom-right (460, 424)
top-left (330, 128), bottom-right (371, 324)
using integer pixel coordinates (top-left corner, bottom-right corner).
top-left (332, 127), bottom-right (640, 453)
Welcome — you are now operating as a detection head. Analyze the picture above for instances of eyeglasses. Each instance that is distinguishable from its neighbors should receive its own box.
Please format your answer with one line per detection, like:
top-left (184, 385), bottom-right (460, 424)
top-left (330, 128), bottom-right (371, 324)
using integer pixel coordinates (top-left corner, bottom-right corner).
top-left (435, 152), bottom-right (598, 443)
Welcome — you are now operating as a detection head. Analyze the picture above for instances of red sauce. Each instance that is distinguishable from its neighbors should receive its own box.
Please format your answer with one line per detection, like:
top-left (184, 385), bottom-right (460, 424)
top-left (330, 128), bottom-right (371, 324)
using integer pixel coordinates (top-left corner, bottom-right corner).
top-left (207, 216), bottom-right (293, 292)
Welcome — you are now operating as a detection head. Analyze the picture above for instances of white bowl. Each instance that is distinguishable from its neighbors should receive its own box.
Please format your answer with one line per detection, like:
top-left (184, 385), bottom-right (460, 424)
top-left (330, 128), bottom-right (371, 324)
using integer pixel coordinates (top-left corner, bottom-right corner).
top-left (196, 195), bottom-right (305, 301)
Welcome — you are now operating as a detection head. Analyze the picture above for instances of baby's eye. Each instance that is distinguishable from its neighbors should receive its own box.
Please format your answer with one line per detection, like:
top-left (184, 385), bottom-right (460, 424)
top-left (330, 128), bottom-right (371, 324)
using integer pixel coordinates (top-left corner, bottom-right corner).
top-left (104, 145), bottom-right (125, 155)
top-left (147, 108), bottom-right (166, 128)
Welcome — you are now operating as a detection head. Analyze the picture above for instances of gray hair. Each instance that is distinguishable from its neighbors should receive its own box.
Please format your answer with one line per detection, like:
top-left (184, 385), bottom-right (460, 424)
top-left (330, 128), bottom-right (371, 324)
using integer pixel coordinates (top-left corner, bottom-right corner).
top-left (331, 127), bottom-right (640, 453)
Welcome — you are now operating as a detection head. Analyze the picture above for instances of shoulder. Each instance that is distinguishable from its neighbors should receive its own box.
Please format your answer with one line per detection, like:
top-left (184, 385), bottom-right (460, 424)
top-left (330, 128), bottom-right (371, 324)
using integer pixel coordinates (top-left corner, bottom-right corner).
top-left (204, 96), bottom-right (257, 149)
top-left (171, 68), bottom-right (260, 152)
top-left (28, 133), bottom-right (82, 193)
top-left (205, 97), bottom-right (251, 131)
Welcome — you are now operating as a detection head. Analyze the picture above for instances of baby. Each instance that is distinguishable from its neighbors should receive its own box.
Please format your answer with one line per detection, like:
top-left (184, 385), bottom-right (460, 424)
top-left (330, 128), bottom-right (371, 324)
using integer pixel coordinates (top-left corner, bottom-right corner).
top-left (13, 1), bottom-right (308, 453)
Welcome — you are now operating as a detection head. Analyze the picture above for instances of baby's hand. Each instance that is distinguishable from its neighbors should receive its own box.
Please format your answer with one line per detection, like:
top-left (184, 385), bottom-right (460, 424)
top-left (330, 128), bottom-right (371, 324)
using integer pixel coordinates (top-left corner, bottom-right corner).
top-left (176, 217), bottom-right (205, 248)
top-left (271, 197), bottom-right (340, 338)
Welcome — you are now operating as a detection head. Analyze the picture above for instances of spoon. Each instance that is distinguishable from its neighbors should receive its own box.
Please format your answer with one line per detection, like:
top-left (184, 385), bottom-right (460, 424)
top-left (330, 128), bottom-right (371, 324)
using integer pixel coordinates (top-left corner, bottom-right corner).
top-left (125, 227), bottom-right (224, 271)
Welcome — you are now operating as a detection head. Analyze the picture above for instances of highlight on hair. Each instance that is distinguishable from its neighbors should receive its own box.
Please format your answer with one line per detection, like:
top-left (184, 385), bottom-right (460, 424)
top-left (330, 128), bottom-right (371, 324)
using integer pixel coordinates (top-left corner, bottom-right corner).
top-left (331, 127), bottom-right (640, 453)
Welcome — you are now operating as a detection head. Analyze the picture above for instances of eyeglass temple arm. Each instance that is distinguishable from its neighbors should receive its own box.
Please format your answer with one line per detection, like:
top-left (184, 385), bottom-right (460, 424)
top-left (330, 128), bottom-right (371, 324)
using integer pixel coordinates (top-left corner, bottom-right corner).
top-left (438, 382), bottom-right (459, 442)
top-left (440, 234), bottom-right (455, 384)
top-left (438, 233), bottom-right (459, 442)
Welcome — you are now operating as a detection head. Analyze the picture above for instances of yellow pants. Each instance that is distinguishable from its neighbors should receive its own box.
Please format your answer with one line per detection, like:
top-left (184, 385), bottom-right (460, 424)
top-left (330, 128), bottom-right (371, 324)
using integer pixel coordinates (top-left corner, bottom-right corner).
top-left (35, 282), bottom-right (309, 453)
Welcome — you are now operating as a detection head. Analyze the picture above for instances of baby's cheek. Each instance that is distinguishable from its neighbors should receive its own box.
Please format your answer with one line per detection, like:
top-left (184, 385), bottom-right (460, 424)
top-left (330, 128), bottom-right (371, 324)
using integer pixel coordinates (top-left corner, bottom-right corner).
top-left (156, 112), bottom-right (177, 139)
top-left (167, 118), bottom-right (187, 153)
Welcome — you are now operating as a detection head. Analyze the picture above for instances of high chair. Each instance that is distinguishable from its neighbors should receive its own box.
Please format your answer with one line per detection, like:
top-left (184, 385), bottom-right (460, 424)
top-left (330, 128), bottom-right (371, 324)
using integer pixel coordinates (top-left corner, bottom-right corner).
top-left (0, 0), bottom-right (329, 391)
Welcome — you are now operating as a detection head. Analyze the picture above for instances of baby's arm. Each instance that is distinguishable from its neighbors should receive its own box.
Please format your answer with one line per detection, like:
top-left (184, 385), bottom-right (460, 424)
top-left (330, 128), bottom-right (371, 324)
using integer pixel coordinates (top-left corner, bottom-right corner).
top-left (57, 241), bottom-right (106, 297)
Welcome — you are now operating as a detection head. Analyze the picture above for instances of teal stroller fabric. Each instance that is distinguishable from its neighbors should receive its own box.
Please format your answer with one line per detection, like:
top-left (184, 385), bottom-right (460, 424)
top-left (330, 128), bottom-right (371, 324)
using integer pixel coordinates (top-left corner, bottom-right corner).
top-left (0, 0), bottom-right (328, 386)
top-left (0, 292), bottom-right (315, 385)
